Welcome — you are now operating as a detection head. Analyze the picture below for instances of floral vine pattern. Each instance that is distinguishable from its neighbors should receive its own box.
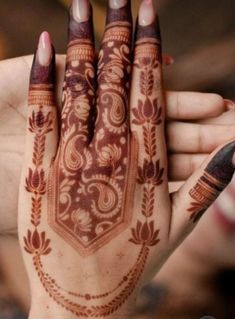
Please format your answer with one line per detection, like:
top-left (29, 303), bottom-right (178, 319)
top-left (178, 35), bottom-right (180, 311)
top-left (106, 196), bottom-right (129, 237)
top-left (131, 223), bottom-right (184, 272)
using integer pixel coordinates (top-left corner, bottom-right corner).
top-left (130, 37), bottom-right (163, 248)
top-left (24, 84), bottom-right (54, 260)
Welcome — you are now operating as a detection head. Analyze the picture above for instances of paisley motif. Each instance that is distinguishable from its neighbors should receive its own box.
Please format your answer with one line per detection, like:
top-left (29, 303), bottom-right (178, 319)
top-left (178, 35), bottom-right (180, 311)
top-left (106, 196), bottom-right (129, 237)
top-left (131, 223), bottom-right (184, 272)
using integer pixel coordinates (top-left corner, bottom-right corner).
top-left (86, 175), bottom-right (122, 219)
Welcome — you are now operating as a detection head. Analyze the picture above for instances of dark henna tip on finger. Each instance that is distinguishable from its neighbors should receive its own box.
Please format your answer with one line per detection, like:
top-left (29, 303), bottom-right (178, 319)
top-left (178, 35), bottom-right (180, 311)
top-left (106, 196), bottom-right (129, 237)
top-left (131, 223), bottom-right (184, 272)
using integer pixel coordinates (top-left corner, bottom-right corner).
top-left (135, 0), bottom-right (161, 42)
top-left (106, 0), bottom-right (132, 25)
top-left (68, 0), bottom-right (94, 42)
top-left (30, 32), bottom-right (55, 85)
top-left (187, 141), bottom-right (235, 223)
top-left (205, 141), bottom-right (235, 185)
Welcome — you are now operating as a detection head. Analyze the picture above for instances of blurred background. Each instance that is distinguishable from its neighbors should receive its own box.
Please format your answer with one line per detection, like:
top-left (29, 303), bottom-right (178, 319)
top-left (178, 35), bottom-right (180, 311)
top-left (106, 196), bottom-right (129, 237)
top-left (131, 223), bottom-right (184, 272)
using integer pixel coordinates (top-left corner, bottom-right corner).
top-left (1, 0), bottom-right (235, 97)
top-left (0, 0), bottom-right (235, 318)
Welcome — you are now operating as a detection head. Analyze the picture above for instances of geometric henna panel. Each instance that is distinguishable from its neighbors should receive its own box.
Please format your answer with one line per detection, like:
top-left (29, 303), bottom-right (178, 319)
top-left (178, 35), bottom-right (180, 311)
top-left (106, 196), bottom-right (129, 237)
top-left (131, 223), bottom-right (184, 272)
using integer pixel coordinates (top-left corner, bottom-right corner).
top-left (48, 136), bottom-right (138, 257)
top-left (48, 23), bottom-right (138, 257)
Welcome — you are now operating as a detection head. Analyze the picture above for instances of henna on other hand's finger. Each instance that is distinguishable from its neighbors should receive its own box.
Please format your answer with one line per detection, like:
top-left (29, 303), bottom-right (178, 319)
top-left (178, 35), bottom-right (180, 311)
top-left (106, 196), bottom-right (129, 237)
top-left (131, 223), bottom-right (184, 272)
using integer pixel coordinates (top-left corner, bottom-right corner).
top-left (170, 141), bottom-right (235, 241)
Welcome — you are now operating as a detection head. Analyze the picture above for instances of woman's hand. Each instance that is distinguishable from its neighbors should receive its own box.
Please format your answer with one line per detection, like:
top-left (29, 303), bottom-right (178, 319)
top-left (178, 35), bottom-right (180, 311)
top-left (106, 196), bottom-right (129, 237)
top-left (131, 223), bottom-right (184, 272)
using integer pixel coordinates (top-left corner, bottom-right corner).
top-left (17, 0), bottom-right (235, 318)
top-left (0, 57), bottom-right (233, 236)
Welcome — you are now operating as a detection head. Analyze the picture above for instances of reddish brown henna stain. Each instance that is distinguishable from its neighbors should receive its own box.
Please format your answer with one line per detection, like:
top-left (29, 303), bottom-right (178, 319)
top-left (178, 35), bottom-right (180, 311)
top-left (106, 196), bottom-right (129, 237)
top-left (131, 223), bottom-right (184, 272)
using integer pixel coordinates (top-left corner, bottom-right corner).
top-left (130, 23), bottom-right (163, 247)
top-left (23, 4), bottom-right (165, 317)
top-left (24, 90), bottom-right (54, 256)
top-left (188, 142), bottom-right (235, 223)
top-left (48, 1), bottom-right (135, 257)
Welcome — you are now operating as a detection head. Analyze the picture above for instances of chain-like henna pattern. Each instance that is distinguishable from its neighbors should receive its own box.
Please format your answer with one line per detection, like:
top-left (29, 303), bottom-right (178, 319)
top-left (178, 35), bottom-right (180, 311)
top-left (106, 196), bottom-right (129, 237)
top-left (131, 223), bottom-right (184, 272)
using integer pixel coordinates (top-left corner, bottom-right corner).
top-left (22, 6), bottom-right (165, 318)
top-left (188, 142), bottom-right (235, 223)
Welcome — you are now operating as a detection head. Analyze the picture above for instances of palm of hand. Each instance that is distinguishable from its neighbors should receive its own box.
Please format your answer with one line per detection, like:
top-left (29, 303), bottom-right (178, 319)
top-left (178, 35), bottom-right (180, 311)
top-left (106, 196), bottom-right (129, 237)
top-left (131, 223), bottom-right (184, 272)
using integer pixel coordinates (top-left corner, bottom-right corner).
top-left (0, 57), bottom-right (29, 233)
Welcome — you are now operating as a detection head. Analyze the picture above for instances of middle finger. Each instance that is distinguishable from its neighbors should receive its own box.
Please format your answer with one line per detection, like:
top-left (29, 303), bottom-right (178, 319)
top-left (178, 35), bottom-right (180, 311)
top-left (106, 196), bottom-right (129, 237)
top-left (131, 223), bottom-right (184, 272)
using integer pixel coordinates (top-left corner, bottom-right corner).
top-left (93, 0), bottom-right (132, 146)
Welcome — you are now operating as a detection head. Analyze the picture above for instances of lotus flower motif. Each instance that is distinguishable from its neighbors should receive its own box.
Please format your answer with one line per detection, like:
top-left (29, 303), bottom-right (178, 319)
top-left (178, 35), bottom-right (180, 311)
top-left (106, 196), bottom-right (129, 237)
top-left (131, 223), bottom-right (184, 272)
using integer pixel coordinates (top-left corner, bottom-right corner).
top-left (24, 229), bottom-right (51, 255)
top-left (132, 98), bottom-right (162, 126)
top-left (25, 168), bottom-right (46, 195)
top-left (29, 109), bottom-right (53, 134)
top-left (129, 220), bottom-right (160, 247)
top-left (71, 209), bottom-right (92, 233)
top-left (98, 144), bottom-right (122, 167)
top-left (137, 159), bottom-right (164, 185)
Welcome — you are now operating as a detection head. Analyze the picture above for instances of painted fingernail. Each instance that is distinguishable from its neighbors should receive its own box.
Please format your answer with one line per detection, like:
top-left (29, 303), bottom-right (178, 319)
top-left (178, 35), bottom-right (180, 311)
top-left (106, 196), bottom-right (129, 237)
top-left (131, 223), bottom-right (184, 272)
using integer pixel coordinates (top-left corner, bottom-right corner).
top-left (109, 0), bottom-right (127, 9)
top-left (72, 0), bottom-right (90, 23)
top-left (163, 54), bottom-right (175, 66)
top-left (214, 190), bottom-right (235, 234)
top-left (233, 151), bottom-right (235, 166)
top-left (224, 99), bottom-right (235, 111)
top-left (139, 0), bottom-right (156, 26)
top-left (37, 31), bottom-right (52, 66)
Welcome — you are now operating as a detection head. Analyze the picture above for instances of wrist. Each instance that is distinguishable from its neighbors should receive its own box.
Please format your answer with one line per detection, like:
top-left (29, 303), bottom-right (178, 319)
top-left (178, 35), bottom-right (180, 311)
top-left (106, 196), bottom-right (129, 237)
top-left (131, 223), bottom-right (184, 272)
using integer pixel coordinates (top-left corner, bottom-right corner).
top-left (29, 295), bottom-right (135, 319)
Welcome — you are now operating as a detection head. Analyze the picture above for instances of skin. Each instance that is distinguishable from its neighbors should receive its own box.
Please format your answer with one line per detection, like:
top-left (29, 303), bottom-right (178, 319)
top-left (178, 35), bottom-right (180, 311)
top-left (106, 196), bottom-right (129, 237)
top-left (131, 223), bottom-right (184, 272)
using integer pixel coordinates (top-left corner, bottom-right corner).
top-left (0, 57), bottom-right (234, 317)
top-left (17, 1), bottom-right (235, 319)
top-left (1, 0), bottom-right (234, 318)
top-left (0, 56), bottom-right (233, 236)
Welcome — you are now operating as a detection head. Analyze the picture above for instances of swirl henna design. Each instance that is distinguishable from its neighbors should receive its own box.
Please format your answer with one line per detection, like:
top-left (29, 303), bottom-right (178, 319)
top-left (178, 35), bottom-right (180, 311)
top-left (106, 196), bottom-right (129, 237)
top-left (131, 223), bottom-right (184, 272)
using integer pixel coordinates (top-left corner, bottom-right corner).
top-left (48, 0), bottom-right (136, 258)
top-left (188, 142), bottom-right (235, 223)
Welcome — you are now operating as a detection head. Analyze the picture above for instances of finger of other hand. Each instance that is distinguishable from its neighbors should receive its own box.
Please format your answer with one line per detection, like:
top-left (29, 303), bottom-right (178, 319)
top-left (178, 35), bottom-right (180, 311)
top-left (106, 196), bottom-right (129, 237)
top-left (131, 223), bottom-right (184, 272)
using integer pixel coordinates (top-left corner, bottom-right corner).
top-left (166, 91), bottom-right (225, 120)
top-left (167, 122), bottom-right (235, 153)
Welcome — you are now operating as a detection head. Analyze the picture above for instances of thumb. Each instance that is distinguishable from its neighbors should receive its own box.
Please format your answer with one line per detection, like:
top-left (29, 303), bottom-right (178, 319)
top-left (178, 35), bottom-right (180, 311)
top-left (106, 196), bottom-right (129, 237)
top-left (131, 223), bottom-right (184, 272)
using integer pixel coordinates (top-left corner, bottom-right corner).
top-left (169, 141), bottom-right (235, 244)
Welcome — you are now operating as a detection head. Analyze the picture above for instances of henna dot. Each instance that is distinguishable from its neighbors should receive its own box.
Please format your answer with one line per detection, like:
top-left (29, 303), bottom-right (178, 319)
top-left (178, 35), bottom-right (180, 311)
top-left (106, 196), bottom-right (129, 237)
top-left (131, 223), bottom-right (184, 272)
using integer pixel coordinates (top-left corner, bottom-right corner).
top-left (120, 137), bottom-right (126, 145)
top-left (82, 236), bottom-right (89, 243)
top-left (107, 41), bottom-right (114, 48)
top-left (71, 61), bottom-right (79, 68)
top-left (123, 276), bottom-right (128, 282)
top-left (85, 294), bottom-right (91, 300)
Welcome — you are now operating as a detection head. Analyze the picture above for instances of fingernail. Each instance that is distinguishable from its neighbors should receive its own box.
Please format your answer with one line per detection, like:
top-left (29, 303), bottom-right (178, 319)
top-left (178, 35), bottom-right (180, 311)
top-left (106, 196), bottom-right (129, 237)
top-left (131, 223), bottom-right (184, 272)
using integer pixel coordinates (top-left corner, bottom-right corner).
top-left (233, 151), bottom-right (235, 166)
top-left (109, 0), bottom-right (127, 9)
top-left (214, 191), bottom-right (235, 234)
top-left (163, 54), bottom-right (175, 66)
top-left (72, 0), bottom-right (90, 23)
top-left (224, 99), bottom-right (235, 111)
top-left (139, 0), bottom-right (156, 26)
top-left (37, 31), bottom-right (52, 66)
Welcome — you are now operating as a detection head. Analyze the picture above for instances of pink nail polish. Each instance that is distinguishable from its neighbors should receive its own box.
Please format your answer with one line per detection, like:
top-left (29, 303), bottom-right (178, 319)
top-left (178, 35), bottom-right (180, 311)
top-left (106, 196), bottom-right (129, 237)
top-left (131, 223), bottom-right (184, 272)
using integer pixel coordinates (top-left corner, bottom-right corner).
top-left (109, 0), bottom-right (127, 9)
top-left (224, 99), bottom-right (235, 111)
top-left (163, 54), bottom-right (175, 66)
top-left (72, 0), bottom-right (90, 23)
top-left (139, 0), bottom-right (156, 26)
top-left (37, 31), bottom-right (52, 66)
top-left (214, 188), bottom-right (235, 234)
